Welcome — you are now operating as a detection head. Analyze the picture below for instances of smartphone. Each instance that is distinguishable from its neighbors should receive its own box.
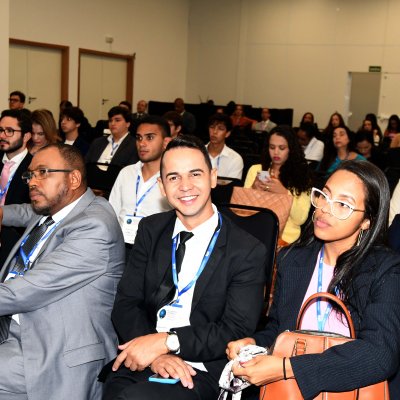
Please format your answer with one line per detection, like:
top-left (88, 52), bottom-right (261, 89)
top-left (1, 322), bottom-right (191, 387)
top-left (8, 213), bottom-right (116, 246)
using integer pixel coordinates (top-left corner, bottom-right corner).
top-left (148, 373), bottom-right (180, 384)
top-left (257, 170), bottom-right (270, 182)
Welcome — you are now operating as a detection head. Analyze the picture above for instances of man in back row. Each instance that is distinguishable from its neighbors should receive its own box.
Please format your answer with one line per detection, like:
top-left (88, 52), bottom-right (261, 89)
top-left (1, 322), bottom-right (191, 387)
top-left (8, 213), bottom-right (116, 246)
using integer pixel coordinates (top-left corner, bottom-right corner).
top-left (102, 135), bottom-right (266, 400)
top-left (109, 116), bottom-right (172, 250)
top-left (0, 144), bottom-right (125, 399)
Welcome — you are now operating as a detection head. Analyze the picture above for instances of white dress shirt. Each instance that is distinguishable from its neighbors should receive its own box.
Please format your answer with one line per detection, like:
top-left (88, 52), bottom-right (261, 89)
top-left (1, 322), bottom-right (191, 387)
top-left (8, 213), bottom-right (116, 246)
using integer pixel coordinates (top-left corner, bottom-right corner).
top-left (108, 161), bottom-right (172, 243)
top-left (207, 144), bottom-right (244, 180)
top-left (97, 132), bottom-right (130, 171)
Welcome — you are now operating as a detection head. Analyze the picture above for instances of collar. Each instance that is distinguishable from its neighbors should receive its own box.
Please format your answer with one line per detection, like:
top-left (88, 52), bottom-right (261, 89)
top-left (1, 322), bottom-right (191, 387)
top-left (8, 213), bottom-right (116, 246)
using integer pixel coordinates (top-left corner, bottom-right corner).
top-left (108, 131), bottom-right (129, 144)
top-left (172, 204), bottom-right (218, 239)
top-left (2, 148), bottom-right (28, 164)
top-left (39, 192), bottom-right (85, 225)
top-left (206, 143), bottom-right (228, 158)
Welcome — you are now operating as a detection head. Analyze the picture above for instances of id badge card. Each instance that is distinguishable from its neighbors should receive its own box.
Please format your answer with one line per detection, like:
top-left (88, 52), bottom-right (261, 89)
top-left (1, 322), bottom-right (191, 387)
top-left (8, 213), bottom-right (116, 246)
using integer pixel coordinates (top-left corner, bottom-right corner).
top-left (156, 304), bottom-right (181, 332)
top-left (122, 214), bottom-right (141, 244)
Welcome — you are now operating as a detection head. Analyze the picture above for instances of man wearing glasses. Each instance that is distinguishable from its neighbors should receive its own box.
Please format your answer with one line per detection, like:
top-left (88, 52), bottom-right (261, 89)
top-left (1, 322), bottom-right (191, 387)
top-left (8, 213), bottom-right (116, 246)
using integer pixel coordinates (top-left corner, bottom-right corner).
top-left (8, 91), bottom-right (26, 111)
top-left (0, 109), bottom-right (33, 268)
top-left (0, 143), bottom-right (125, 399)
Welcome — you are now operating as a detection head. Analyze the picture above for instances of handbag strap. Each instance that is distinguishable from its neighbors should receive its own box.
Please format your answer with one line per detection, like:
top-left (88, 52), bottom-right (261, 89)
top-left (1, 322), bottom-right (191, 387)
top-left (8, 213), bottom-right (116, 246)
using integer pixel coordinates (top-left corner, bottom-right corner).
top-left (296, 292), bottom-right (356, 338)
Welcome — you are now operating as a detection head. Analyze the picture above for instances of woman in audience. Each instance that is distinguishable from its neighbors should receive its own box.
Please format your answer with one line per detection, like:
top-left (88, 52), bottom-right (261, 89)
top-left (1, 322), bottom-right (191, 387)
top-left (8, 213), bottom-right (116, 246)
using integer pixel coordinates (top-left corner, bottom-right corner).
top-left (319, 125), bottom-right (365, 176)
top-left (244, 126), bottom-right (312, 244)
top-left (228, 160), bottom-right (400, 399)
top-left (358, 117), bottom-right (382, 146)
top-left (29, 109), bottom-right (61, 155)
top-left (383, 114), bottom-right (400, 148)
top-left (322, 112), bottom-right (345, 138)
top-left (355, 130), bottom-right (385, 170)
top-left (299, 112), bottom-right (314, 125)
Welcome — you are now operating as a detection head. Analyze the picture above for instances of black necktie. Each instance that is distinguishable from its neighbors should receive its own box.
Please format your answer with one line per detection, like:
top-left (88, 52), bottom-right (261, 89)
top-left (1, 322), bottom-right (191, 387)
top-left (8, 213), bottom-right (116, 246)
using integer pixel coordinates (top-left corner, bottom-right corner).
top-left (0, 216), bottom-right (54, 343)
top-left (157, 231), bottom-right (193, 309)
top-left (12, 216), bottom-right (55, 273)
top-left (175, 231), bottom-right (193, 274)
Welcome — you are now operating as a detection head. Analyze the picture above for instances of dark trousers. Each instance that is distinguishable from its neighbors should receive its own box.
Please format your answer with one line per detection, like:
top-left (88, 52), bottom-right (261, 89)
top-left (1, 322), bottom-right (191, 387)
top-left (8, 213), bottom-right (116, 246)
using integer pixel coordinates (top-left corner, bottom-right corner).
top-left (102, 366), bottom-right (219, 400)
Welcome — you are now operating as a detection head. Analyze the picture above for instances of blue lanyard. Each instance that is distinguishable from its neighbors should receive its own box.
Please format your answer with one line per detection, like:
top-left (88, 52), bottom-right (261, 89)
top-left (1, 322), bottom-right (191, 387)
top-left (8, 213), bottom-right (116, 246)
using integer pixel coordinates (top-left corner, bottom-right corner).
top-left (316, 246), bottom-right (332, 331)
top-left (134, 175), bottom-right (158, 216)
top-left (0, 172), bottom-right (15, 199)
top-left (16, 222), bottom-right (60, 270)
top-left (110, 138), bottom-right (119, 156)
top-left (171, 213), bottom-right (222, 306)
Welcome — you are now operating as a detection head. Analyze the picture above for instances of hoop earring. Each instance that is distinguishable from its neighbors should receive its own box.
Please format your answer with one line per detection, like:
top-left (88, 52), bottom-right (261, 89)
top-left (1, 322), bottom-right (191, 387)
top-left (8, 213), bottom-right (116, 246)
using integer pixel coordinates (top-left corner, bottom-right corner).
top-left (312, 210), bottom-right (316, 222)
top-left (357, 229), bottom-right (364, 246)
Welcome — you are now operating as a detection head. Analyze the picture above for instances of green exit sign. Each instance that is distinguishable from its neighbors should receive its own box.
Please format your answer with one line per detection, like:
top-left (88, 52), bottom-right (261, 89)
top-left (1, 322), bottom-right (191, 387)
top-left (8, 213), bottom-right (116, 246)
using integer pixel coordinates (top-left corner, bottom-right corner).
top-left (369, 66), bottom-right (382, 72)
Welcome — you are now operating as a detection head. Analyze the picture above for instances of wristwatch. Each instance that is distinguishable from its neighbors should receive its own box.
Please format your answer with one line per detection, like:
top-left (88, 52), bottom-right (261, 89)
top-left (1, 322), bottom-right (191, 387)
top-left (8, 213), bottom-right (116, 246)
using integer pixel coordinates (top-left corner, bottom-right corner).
top-left (165, 331), bottom-right (180, 354)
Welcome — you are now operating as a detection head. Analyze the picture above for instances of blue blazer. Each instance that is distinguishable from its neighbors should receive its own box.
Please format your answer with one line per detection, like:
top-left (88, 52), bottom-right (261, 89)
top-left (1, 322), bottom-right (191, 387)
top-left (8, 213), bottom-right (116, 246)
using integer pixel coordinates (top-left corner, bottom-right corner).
top-left (254, 242), bottom-right (400, 399)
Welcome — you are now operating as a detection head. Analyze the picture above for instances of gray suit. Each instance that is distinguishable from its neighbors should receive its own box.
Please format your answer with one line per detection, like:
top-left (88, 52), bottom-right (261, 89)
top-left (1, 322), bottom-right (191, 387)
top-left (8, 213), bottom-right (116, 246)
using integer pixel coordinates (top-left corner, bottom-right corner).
top-left (253, 119), bottom-right (277, 133)
top-left (0, 189), bottom-right (125, 400)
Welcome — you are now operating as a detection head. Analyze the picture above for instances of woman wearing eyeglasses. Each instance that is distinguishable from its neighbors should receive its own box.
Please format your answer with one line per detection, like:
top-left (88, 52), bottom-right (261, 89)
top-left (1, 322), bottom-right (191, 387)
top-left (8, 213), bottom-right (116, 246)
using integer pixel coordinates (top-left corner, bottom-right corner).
top-left (227, 160), bottom-right (400, 399)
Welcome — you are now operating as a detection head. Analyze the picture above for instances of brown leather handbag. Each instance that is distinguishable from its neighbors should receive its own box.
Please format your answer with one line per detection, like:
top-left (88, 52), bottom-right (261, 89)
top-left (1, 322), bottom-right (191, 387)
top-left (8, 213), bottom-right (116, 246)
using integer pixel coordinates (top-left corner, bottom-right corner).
top-left (260, 292), bottom-right (390, 400)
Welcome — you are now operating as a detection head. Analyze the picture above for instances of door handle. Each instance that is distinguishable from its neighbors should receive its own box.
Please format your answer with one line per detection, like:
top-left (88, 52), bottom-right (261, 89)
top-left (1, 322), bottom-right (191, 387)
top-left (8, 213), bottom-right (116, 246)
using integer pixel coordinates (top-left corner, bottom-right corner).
top-left (28, 96), bottom-right (37, 104)
top-left (102, 99), bottom-right (109, 105)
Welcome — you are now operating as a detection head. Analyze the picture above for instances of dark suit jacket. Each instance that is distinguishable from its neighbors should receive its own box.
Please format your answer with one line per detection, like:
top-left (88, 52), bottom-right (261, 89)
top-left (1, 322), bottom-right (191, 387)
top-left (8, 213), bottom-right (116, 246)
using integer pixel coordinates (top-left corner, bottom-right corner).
top-left (85, 135), bottom-right (138, 193)
top-left (111, 210), bottom-right (267, 380)
top-left (70, 135), bottom-right (90, 157)
top-left (253, 242), bottom-right (400, 399)
top-left (0, 151), bottom-right (32, 267)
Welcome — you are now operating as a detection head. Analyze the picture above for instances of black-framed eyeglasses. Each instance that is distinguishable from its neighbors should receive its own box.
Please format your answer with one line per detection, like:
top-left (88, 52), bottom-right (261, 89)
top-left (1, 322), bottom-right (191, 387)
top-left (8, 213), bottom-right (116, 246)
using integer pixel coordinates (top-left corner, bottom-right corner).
top-left (311, 187), bottom-right (365, 220)
top-left (22, 168), bottom-right (73, 184)
top-left (0, 127), bottom-right (22, 137)
top-left (8, 98), bottom-right (20, 103)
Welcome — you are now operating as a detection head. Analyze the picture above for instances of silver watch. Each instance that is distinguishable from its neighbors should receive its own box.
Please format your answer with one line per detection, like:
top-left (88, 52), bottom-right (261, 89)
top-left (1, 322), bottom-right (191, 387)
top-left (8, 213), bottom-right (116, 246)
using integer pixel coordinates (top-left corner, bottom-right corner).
top-left (165, 331), bottom-right (180, 353)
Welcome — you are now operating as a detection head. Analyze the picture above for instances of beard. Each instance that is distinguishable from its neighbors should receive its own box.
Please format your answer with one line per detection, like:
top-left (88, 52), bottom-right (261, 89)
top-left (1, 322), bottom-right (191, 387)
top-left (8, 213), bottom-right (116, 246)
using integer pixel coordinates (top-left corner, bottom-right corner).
top-left (31, 182), bottom-right (69, 216)
top-left (0, 136), bottom-right (24, 154)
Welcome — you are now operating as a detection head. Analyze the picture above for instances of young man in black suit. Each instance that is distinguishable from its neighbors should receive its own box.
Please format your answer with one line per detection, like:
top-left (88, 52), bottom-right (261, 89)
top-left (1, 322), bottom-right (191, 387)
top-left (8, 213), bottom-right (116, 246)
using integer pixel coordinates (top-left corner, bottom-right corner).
top-left (102, 135), bottom-right (267, 400)
top-left (0, 109), bottom-right (32, 267)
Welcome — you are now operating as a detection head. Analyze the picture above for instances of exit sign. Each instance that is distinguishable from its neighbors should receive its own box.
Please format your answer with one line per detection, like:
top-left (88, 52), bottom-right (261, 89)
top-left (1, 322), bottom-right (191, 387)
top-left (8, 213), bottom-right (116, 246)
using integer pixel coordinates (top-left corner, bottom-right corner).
top-left (369, 66), bottom-right (382, 72)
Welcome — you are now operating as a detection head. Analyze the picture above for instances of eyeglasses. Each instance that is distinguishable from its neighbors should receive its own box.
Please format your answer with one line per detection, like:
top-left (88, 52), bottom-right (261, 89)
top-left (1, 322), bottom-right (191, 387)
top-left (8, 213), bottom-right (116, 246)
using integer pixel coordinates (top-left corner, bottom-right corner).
top-left (0, 127), bottom-right (22, 137)
top-left (311, 187), bottom-right (365, 220)
top-left (8, 98), bottom-right (20, 103)
top-left (22, 168), bottom-right (73, 184)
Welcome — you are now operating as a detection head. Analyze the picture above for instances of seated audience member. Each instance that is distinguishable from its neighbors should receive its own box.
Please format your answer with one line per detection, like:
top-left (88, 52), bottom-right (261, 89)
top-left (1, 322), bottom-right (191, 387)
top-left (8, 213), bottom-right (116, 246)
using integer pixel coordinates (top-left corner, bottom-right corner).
top-left (29, 109), bottom-right (61, 155)
top-left (174, 98), bottom-right (196, 134)
top-left (384, 114), bottom-right (400, 143)
top-left (300, 112), bottom-right (314, 125)
top-left (355, 130), bottom-right (385, 170)
top-left (101, 135), bottom-right (266, 400)
top-left (0, 144), bottom-right (125, 399)
top-left (0, 109), bottom-right (32, 268)
top-left (132, 100), bottom-right (148, 120)
top-left (244, 126), bottom-right (312, 244)
top-left (322, 112), bottom-right (345, 138)
top-left (228, 161), bottom-right (400, 399)
top-left (230, 104), bottom-right (255, 129)
top-left (60, 106), bottom-right (90, 156)
top-left (163, 111), bottom-right (183, 139)
top-left (359, 116), bottom-right (382, 146)
top-left (86, 106), bottom-right (138, 171)
top-left (296, 122), bottom-right (324, 166)
top-left (8, 90), bottom-right (26, 111)
top-left (85, 106), bottom-right (138, 195)
top-left (390, 133), bottom-right (400, 148)
top-left (389, 179), bottom-right (400, 226)
top-left (207, 113), bottom-right (244, 180)
top-left (318, 126), bottom-right (365, 176)
top-left (109, 116), bottom-right (172, 248)
top-left (252, 107), bottom-right (277, 134)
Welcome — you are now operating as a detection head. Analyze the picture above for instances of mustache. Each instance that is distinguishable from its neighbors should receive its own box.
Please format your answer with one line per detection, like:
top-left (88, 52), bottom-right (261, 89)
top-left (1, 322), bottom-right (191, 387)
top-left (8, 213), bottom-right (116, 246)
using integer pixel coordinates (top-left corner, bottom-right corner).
top-left (0, 139), bottom-right (9, 145)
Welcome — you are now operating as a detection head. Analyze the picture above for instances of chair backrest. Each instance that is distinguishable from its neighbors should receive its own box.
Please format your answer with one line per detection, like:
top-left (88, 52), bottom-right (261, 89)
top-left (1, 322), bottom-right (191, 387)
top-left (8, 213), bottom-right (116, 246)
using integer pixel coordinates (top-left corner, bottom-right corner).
top-left (218, 203), bottom-right (279, 296)
top-left (211, 177), bottom-right (242, 206)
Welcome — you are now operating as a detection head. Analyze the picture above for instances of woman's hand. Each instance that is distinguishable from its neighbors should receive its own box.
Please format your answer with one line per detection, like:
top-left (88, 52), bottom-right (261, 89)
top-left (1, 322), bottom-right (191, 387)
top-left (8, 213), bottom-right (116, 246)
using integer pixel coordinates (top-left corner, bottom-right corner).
top-left (252, 177), bottom-right (288, 195)
top-left (226, 337), bottom-right (256, 360)
top-left (232, 355), bottom-right (294, 386)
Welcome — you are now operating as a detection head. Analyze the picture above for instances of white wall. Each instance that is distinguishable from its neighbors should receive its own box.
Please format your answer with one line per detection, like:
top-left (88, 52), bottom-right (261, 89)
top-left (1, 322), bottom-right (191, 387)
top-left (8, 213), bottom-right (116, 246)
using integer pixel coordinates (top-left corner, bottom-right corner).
top-left (0, 1), bottom-right (10, 112)
top-left (8, 0), bottom-right (189, 106)
top-left (186, 0), bottom-right (400, 127)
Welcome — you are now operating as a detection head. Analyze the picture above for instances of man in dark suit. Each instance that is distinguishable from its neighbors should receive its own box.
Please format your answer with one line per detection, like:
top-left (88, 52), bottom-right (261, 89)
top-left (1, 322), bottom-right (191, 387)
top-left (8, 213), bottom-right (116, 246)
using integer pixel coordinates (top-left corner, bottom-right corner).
top-left (102, 135), bottom-right (266, 400)
top-left (174, 98), bottom-right (196, 134)
top-left (85, 106), bottom-right (138, 195)
top-left (131, 100), bottom-right (148, 120)
top-left (0, 109), bottom-right (33, 267)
